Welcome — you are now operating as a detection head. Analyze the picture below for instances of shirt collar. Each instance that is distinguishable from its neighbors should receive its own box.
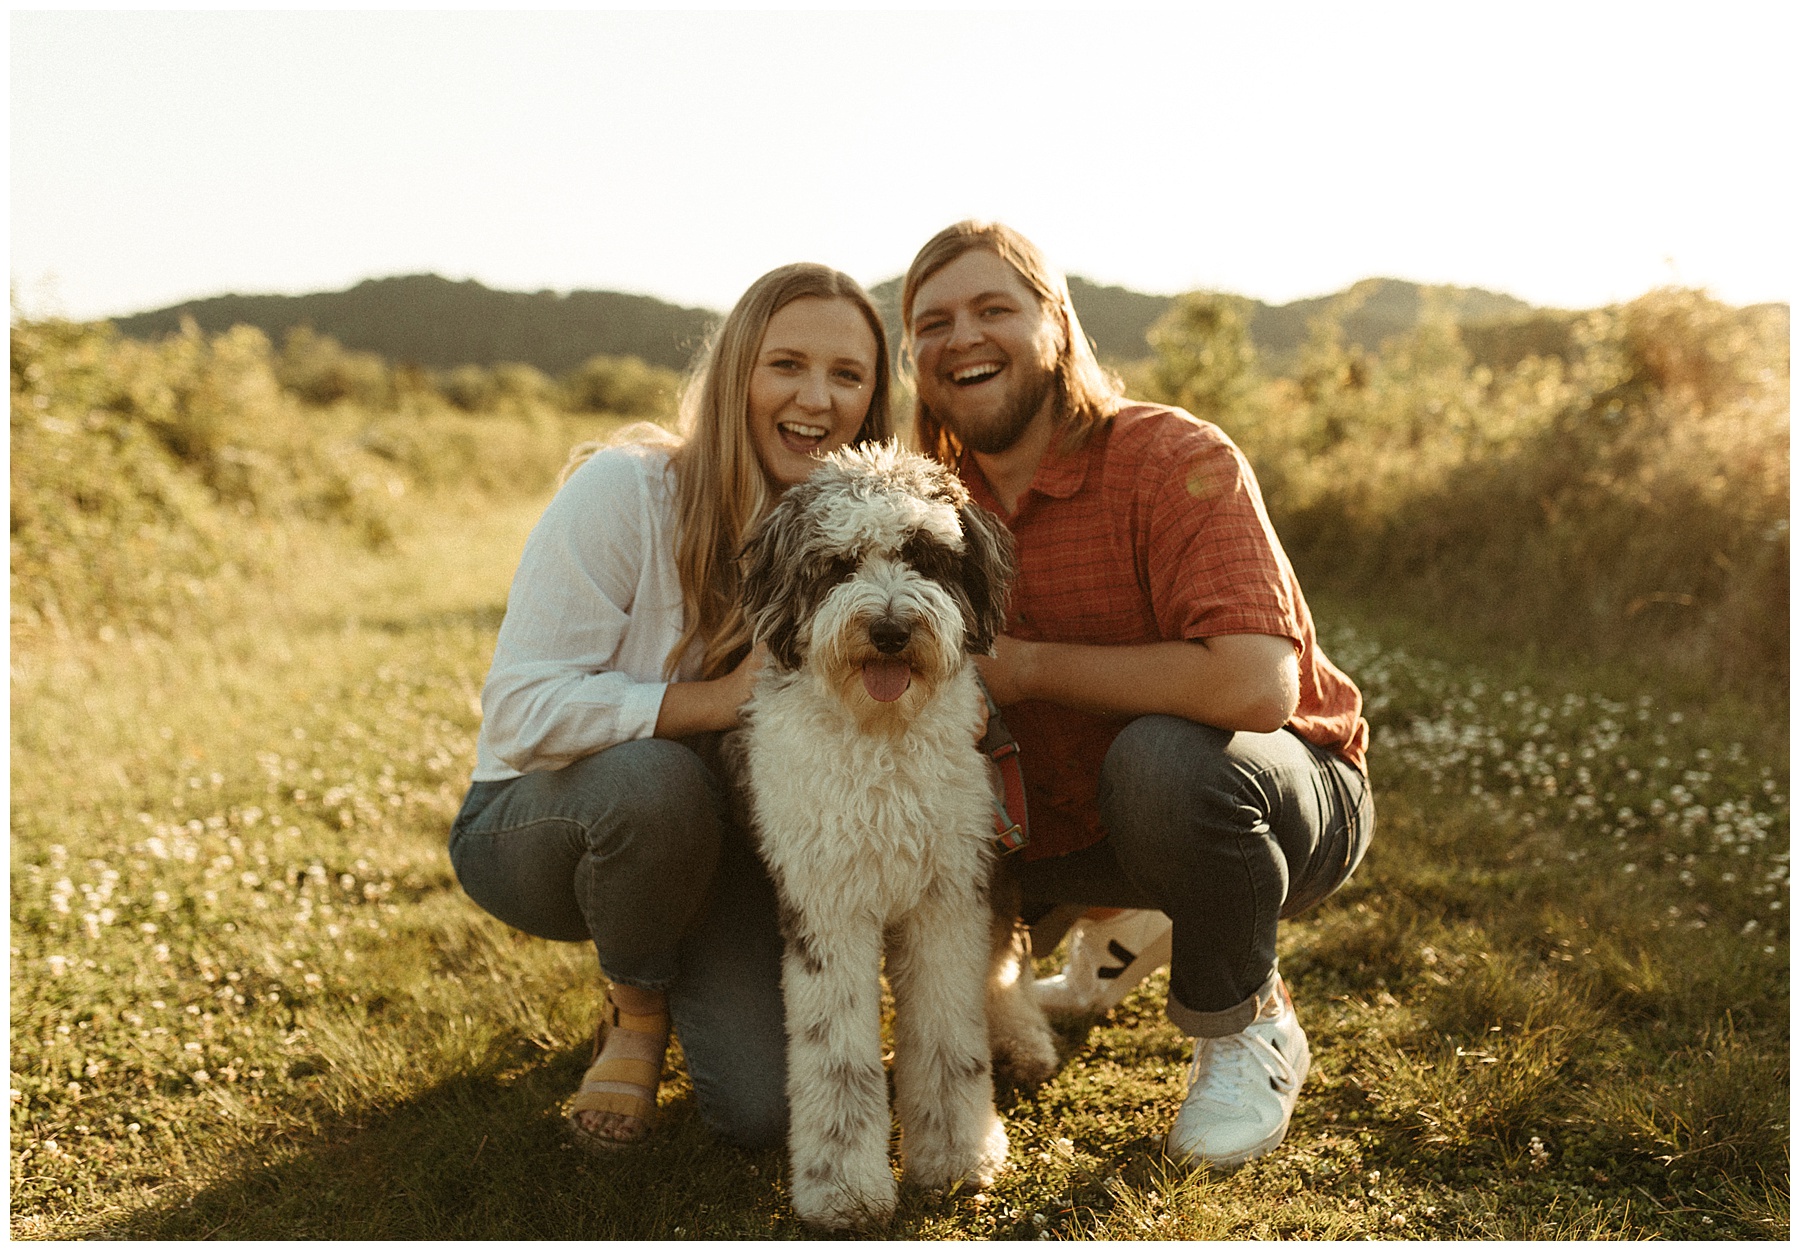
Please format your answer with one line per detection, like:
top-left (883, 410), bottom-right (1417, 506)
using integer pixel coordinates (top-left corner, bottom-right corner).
top-left (961, 423), bottom-right (1098, 516)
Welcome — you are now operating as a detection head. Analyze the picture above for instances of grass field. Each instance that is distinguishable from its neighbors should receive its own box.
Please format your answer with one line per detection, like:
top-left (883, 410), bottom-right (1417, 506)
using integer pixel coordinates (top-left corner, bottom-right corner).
top-left (10, 483), bottom-right (1788, 1239)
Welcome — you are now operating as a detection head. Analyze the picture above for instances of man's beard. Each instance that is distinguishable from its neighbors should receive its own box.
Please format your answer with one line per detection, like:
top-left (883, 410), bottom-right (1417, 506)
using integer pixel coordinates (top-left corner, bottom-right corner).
top-left (942, 366), bottom-right (1057, 455)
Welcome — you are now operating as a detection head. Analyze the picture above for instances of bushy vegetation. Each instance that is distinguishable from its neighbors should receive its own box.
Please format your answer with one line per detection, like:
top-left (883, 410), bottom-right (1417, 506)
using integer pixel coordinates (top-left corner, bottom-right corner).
top-left (10, 316), bottom-right (672, 644)
top-left (1141, 287), bottom-right (1790, 696)
top-left (267, 323), bottom-right (681, 420)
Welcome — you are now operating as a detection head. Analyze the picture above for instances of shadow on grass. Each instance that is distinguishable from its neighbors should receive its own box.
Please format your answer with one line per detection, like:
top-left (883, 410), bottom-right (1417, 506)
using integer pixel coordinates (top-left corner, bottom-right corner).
top-left (81, 1048), bottom-right (792, 1240)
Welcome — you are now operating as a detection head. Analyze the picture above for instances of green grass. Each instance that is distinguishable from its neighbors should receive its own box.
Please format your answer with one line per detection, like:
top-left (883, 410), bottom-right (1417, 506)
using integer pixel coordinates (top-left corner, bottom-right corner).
top-left (10, 489), bottom-right (1788, 1239)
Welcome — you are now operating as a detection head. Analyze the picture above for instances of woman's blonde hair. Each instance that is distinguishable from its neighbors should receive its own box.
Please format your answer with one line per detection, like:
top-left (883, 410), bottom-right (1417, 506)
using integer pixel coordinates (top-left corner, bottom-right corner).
top-left (900, 221), bottom-right (1124, 466)
top-left (569, 264), bottom-right (893, 679)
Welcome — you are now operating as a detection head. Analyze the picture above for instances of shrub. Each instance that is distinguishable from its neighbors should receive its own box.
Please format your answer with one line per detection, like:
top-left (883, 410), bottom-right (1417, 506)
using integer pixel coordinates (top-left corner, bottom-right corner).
top-left (560, 353), bottom-right (680, 417)
top-left (436, 363), bottom-right (499, 413)
top-left (491, 361), bottom-right (558, 411)
top-left (11, 318), bottom-right (234, 637)
top-left (1144, 293), bottom-right (1260, 425)
top-left (1146, 288), bottom-right (1790, 693)
top-left (275, 326), bottom-right (397, 409)
top-left (11, 313), bottom-right (641, 642)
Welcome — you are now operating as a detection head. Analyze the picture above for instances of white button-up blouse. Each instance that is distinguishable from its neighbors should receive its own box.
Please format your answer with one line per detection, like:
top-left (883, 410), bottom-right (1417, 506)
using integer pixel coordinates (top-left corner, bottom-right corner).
top-left (472, 443), bottom-right (700, 781)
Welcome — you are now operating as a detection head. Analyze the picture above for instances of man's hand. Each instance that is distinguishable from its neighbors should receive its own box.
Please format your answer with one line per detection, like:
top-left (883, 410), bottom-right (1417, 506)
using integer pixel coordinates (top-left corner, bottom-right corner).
top-left (974, 633), bottom-right (1300, 733)
top-left (971, 634), bottom-right (1034, 708)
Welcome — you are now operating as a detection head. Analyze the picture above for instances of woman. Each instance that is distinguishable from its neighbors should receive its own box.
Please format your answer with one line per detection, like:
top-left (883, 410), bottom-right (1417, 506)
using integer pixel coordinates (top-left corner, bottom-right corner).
top-left (449, 263), bottom-right (893, 1151)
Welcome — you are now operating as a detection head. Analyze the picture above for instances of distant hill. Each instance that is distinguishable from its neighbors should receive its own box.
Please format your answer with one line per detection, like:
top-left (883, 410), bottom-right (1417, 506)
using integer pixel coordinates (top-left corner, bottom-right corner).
top-left (111, 270), bottom-right (1560, 378)
top-left (110, 274), bottom-right (718, 374)
top-left (1239, 279), bottom-right (1536, 369)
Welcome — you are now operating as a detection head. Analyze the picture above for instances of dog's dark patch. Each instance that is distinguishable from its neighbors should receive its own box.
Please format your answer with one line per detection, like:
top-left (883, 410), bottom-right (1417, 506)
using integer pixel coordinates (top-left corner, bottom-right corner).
top-left (820, 1120), bottom-right (859, 1151)
top-left (816, 551), bottom-right (858, 587)
top-left (774, 896), bottom-right (802, 942)
top-left (900, 529), bottom-right (962, 590)
top-left (948, 1051), bottom-right (991, 1082)
top-left (822, 1057), bottom-right (886, 1104)
top-left (821, 1099), bottom-right (888, 1150)
top-left (785, 931), bottom-right (826, 977)
top-left (955, 502), bottom-right (1016, 653)
top-left (905, 1103), bottom-right (947, 1134)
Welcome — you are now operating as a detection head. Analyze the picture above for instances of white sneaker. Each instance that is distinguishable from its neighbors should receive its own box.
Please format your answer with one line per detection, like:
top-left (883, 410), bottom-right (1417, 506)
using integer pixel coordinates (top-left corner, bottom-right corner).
top-left (1032, 910), bottom-right (1173, 1017)
top-left (1164, 976), bottom-right (1310, 1169)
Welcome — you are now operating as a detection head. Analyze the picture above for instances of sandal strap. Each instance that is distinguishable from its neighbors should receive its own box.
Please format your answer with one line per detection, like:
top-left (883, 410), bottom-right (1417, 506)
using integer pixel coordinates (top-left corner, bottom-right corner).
top-left (607, 999), bottom-right (669, 1036)
top-left (565, 996), bottom-right (668, 1144)
top-left (579, 1056), bottom-right (661, 1089)
top-left (568, 1088), bottom-right (656, 1121)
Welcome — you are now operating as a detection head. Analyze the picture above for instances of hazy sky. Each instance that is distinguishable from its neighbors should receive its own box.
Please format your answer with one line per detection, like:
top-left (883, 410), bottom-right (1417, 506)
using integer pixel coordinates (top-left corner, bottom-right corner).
top-left (11, 6), bottom-right (1795, 321)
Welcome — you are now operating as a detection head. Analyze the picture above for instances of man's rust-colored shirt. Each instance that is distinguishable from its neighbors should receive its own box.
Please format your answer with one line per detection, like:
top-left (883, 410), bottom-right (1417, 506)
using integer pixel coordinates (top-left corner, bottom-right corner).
top-left (962, 403), bottom-right (1369, 862)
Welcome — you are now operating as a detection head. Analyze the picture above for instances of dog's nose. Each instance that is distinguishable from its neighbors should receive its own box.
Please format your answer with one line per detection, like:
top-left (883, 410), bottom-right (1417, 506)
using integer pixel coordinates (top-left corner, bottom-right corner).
top-left (869, 619), bottom-right (910, 655)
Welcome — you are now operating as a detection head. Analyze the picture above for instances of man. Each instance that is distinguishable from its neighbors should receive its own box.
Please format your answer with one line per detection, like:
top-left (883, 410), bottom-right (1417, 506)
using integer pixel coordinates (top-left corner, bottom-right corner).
top-left (902, 221), bottom-right (1373, 1169)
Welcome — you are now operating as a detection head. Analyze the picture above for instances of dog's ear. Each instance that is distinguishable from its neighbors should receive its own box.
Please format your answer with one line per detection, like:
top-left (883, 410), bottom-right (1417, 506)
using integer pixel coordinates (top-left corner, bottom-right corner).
top-left (956, 500), bottom-right (1016, 654)
top-left (738, 490), bottom-right (811, 671)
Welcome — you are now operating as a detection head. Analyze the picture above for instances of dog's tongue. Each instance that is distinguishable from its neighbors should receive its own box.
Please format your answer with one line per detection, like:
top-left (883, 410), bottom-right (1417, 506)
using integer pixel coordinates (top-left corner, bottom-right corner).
top-left (861, 658), bottom-right (912, 703)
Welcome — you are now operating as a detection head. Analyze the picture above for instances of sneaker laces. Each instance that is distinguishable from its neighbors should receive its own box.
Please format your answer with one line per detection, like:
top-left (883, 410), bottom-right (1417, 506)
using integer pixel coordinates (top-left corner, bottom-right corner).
top-left (1182, 988), bottom-right (1299, 1114)
top-left (1183, 1030), bottom-right (1289, 1113)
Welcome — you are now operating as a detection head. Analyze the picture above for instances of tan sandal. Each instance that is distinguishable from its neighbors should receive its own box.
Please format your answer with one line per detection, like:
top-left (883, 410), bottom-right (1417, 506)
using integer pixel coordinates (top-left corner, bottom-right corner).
top-left (564, 994), bottom-right (669, 1150)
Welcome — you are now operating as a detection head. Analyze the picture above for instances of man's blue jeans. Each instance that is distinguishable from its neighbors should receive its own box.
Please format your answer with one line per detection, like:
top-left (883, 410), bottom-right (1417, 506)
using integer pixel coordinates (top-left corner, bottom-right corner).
top-left (448, 736), bottom-right (788, 1149)
top-left (1017, 716), bottom-right (1373, 1037)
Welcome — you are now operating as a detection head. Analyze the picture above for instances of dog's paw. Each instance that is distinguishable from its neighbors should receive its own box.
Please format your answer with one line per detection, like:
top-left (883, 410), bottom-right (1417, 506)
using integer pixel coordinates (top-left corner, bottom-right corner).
top-left (908, 1113), bottom-right (1010, 1195)
top-left (992, 1030), bottom-right (1061, 1090)
top-left (791, 1157), bottom-right (898, 1233)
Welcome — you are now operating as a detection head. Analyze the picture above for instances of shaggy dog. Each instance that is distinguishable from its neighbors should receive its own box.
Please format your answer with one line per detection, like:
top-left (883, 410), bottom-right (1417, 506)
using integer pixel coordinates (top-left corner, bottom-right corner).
top-left (731, 442), bottom-right (1059, 1232)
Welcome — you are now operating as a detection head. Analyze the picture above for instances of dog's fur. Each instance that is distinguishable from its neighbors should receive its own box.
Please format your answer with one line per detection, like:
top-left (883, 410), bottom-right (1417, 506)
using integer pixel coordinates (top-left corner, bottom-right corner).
top-left (730, 442), bottom-right (1059, 1232)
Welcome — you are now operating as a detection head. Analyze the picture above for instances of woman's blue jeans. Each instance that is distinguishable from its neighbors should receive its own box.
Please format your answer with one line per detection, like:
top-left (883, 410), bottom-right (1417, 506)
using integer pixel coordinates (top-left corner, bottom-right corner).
top-left (448, 736), bottom-right (787, 1149)
top-left (1017, 717), bottom-right (1373, 1037)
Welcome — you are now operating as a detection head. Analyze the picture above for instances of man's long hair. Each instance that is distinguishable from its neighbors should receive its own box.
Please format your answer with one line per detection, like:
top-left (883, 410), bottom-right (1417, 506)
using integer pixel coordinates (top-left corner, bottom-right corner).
top-left (564, 263), bottom-right (893, 680)
top-left (901, 221), bottom-right (1124, 467)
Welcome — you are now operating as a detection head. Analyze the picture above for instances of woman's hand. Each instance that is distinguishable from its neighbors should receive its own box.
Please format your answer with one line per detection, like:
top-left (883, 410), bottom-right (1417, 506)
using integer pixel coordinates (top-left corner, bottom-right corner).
top-left (653, 642), bottom-right (770, 738)
top-left (717, 642), bottom-right (770, 715)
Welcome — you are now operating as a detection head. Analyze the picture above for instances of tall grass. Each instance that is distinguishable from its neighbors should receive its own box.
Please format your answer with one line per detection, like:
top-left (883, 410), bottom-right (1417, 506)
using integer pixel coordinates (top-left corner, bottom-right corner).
top-left (1142, 288), bottom-right (1790, 696)
top-left (9, 316), bottom-right (649, 645)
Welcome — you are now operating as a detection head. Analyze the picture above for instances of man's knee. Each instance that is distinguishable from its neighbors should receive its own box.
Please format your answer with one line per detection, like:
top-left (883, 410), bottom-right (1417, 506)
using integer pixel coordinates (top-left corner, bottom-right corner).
top-left (1101, 715), bottom-right (1236, 799)
top-left (1099, 716), bottom-right (1253, 848)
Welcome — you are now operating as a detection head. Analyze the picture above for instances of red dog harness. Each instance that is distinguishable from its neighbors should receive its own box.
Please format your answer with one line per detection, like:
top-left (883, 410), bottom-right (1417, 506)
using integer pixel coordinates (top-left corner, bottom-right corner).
top-left (977, 678), bottom-right (1029, 856)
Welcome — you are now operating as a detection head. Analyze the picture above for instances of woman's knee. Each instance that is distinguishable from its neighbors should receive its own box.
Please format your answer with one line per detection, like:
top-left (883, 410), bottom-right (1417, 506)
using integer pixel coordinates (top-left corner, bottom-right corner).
top-left (559, 738), bottom-right (729, 859)
top-left (575, 736), bottom-right (721, 807)
top-left (680, 997), bottom-right (789, 1149)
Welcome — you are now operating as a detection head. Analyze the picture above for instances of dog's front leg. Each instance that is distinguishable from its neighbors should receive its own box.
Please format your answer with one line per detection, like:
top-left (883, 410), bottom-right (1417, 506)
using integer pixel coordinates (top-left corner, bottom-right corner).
top-left (887, 885), bottom-right (1009, 1195)
top-left (781, 915), bottom-right (896, 1233)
